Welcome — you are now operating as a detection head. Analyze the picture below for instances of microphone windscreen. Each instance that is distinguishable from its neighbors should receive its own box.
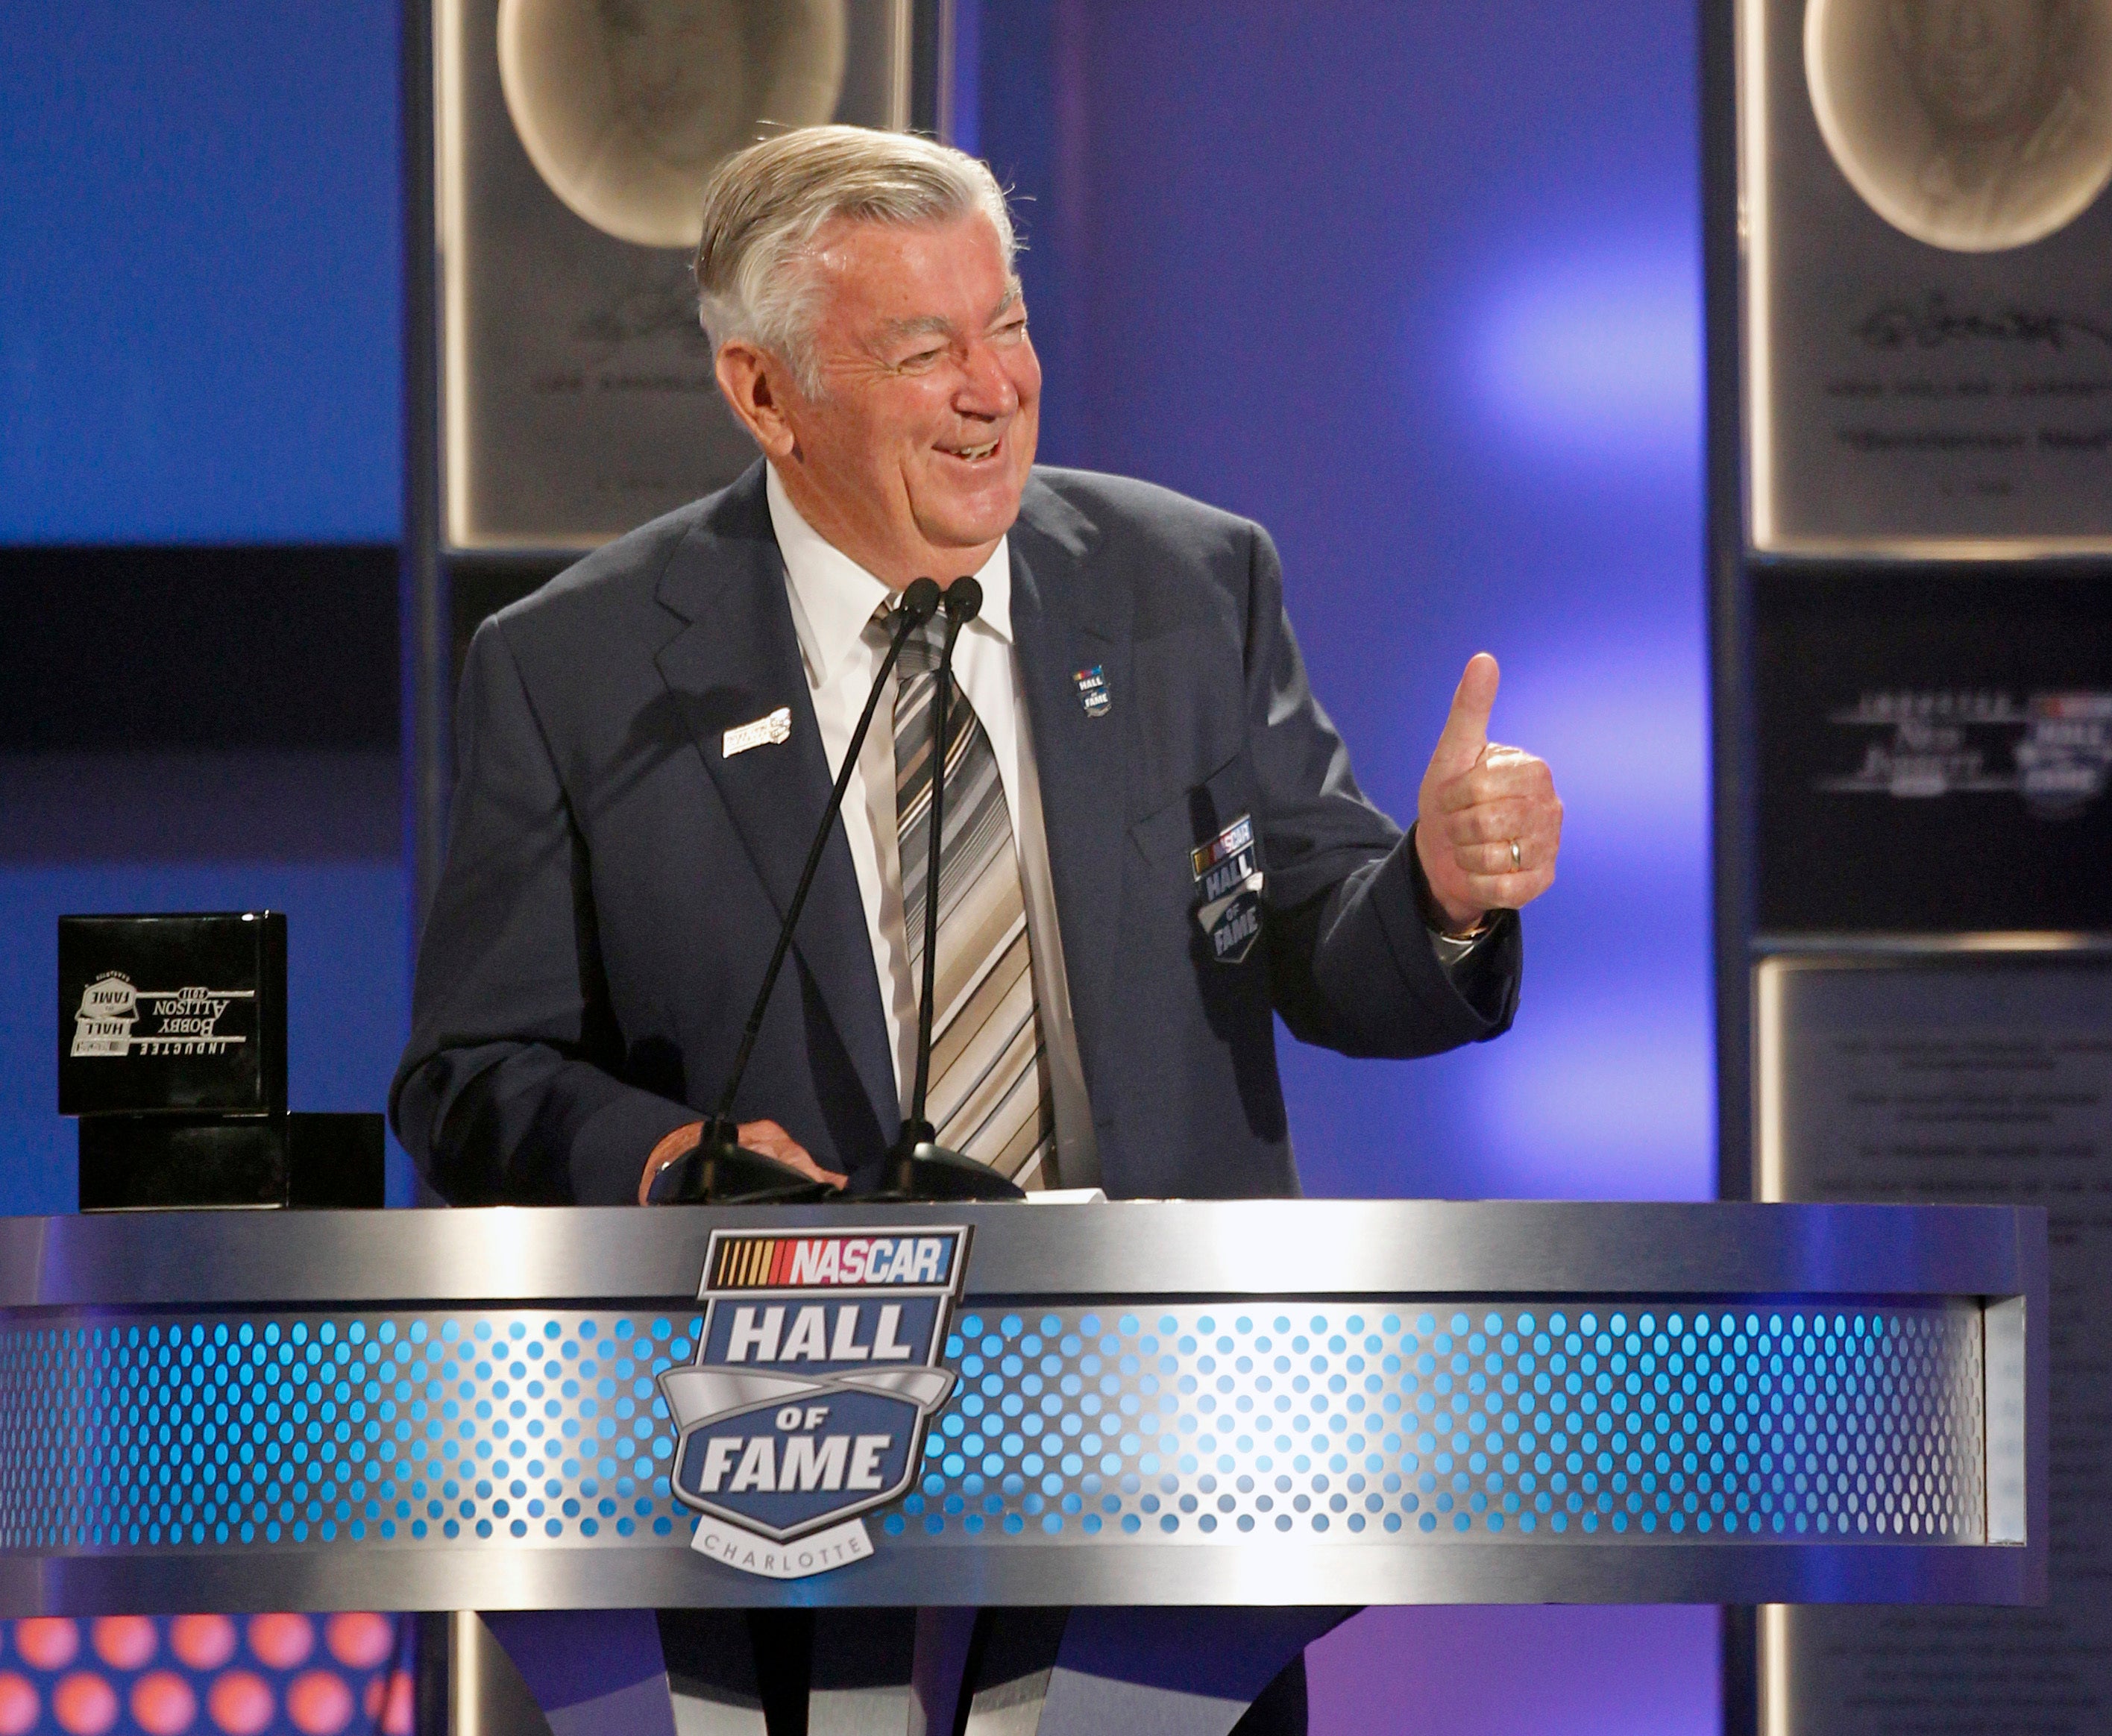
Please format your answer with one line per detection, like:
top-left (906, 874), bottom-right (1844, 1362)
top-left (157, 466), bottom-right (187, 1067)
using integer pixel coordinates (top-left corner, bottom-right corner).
top-left (899, 576), bottom-right (942, 622)
top-left (943, 577), bottom-right (984, 623)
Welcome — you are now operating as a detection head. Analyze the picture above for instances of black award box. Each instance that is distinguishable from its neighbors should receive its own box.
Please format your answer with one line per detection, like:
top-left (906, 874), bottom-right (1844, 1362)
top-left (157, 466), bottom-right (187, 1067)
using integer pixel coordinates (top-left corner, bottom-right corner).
top-left (54, 912), bottom-right (377, 1212)
top-left (74, 1113), bottom-right (384, 1213)
top-left (57, 911), bottom-right (286, 1117)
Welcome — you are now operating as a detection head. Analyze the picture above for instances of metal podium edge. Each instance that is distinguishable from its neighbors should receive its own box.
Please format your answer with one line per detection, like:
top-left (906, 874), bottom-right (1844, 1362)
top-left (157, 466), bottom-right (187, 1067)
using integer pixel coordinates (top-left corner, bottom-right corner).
top-left (0, 1536), bottom-right (2039, 1615)
top-left (0, 1201), bottom-right (2037, 1307)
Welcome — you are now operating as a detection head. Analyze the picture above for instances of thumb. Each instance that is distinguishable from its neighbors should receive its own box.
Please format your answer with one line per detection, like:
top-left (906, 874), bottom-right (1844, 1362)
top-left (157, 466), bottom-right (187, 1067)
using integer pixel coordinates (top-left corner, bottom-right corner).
top-left (1427, 652), bottom-right (1500, 781)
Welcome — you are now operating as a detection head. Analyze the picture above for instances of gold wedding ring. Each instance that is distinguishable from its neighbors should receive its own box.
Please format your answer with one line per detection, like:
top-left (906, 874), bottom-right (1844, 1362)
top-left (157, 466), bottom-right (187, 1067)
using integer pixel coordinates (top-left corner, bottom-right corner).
top-left (1509, 839), bottom-right (1522, 869)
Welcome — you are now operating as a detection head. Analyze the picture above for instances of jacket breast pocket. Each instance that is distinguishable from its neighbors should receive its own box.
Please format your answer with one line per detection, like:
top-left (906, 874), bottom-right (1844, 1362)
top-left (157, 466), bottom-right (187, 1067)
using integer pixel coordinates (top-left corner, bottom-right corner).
top-left (1131, 749), bottom-right (1254, 858)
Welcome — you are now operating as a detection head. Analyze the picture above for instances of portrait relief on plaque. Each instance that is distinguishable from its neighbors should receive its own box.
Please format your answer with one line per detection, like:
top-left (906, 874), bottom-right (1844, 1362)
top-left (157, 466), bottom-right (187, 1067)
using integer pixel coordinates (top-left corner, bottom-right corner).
top-left (1805, 0), bottom-right (2112, 254)
top-left (497, 0), bottom-right (848, 251)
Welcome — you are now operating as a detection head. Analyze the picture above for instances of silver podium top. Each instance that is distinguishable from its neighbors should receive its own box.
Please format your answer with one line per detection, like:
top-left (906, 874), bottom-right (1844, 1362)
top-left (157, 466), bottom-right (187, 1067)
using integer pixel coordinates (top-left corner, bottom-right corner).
top-left (0, 1198), bottom-right (2040, 1304)
top-left (0, 1201), bottom-right (2047, 1614)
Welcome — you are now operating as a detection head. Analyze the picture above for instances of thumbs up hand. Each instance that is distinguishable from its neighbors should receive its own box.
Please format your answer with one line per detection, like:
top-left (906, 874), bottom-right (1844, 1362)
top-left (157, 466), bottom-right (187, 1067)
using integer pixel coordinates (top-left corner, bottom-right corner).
top-left (1414, 653), bottom-right (1562, 932)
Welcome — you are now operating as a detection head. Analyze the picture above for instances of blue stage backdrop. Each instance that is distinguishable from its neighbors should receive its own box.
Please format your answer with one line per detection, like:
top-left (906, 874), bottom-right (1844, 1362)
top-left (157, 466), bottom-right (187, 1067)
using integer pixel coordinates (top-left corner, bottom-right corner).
top-left (0, 2), bottom-right (403, 544)
top-left (0, 0), bottom-right (1716, 1731)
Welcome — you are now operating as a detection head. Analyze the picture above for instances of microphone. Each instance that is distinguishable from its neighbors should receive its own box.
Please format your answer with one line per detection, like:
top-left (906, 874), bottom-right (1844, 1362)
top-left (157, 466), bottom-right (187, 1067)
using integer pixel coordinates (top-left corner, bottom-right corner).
top-left (867, 577), bottom-right (1028, 1204)
top-left (651, 577), bottom-right (945, 1205)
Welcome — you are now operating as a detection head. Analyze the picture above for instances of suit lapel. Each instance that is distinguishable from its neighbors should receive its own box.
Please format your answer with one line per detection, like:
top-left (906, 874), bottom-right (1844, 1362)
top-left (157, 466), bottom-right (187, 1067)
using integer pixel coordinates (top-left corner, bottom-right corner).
top-left (1008, 479), bottom-right (1131, 1113)
top-left (651, 466), bottom-right (897, 1141)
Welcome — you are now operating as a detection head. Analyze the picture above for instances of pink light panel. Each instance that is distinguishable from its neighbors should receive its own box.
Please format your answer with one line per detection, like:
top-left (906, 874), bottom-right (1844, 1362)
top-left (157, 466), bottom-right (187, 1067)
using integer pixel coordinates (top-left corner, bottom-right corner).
top-left (0, 1616), bottom-right (409, 1736)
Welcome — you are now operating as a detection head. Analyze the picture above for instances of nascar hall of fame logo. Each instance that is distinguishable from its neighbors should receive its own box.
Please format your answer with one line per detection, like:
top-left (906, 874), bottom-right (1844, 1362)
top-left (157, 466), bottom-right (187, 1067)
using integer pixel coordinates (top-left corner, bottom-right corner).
top-left (1192, 814), bottom-right (1263, 966)
top-left (659, 1227), bottom-right (969, 1580)
top-left (69, 972), bottom-right (253, 1059)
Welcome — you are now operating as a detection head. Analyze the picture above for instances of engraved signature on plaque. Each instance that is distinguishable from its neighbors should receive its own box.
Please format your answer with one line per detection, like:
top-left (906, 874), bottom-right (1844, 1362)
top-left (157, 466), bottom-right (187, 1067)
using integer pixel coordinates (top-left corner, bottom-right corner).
top-left (569, 273), bottom-right (717, 364)
top-left (1855, 294), bottom-right (2112, 356)
top-left (1813, 290), bottom-right (2112, 501)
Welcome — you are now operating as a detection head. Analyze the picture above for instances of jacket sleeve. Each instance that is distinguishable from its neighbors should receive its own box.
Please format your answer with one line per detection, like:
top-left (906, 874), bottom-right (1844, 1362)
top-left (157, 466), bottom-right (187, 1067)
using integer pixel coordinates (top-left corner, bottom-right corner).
top-left (1241, 523), bottom-right (1522, 1058)
top-left (389, 619), bottom-right (700, 1204)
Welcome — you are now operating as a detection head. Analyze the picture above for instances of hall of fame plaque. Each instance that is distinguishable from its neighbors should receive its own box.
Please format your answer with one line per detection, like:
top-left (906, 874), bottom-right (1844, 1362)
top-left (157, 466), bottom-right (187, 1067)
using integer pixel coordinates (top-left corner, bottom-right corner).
top-left (1740, 0), bottom-right (2112, 555)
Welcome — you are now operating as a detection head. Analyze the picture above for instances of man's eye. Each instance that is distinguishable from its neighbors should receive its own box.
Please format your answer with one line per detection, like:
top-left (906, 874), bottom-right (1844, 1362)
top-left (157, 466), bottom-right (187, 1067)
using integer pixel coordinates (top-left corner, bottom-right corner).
top-left (993, 318), bottom-right (1028, 342)
top-left (899, 347), bottom-right (945, 369)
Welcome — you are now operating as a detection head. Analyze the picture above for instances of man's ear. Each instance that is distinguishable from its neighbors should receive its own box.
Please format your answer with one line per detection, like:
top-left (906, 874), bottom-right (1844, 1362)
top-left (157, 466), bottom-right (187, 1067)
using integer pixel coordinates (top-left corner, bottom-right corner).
top-left (715, 342), bottom-right (800, 461)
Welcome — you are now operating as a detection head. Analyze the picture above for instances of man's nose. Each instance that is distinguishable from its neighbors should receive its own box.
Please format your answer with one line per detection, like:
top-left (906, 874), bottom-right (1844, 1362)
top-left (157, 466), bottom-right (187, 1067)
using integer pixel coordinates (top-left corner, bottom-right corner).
top-left (955, 340), bottom-right (1018, 418)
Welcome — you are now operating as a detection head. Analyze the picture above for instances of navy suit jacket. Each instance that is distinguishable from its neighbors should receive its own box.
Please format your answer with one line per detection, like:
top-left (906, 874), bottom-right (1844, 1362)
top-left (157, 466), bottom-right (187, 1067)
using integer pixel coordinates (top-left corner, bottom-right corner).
top-left (391, 462), bottom-right (1521, 1204)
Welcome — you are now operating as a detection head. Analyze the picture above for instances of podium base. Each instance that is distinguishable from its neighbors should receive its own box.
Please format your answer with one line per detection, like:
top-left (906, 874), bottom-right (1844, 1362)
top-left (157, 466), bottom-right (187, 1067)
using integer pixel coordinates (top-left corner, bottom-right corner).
top-left (647, 1122), bottom-right (837, 1207)
top-left (861, 1132), bottom-right (1027, 1203)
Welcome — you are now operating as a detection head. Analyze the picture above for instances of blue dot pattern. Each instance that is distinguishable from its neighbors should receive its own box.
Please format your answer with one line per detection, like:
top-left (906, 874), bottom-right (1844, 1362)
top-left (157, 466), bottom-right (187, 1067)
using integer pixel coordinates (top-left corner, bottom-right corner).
top-left (889, 1306), bottom-right (1984, 1544)
top-left (0, 1303), bottom-right (1984, 1553)
top-left (0, 1313), bottom-right (700, 1550)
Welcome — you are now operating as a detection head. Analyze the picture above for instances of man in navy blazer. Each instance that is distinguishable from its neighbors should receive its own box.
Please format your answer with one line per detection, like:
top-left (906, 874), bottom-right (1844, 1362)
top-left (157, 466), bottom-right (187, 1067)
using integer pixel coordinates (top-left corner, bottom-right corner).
top-left (391, 127), bottom-right (1562, 1213)
top-left (392, 121), bottom-right (1563, 1736)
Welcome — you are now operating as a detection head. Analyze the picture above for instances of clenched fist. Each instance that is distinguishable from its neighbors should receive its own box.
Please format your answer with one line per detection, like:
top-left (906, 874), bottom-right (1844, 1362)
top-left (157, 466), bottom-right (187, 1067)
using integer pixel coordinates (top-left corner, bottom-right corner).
top-left (1414, 652), bottom-right (1562, 932)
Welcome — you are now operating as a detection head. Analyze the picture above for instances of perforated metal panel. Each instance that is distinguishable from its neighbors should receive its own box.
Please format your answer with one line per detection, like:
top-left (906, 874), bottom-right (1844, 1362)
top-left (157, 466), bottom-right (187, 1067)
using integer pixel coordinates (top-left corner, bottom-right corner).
top-left (0, 1300), bottom-right (1984, 1556)
top-left (0, 1312), bottom-right (700, 1551)
top-left (898, 1305), bottom-right (1984, 1545)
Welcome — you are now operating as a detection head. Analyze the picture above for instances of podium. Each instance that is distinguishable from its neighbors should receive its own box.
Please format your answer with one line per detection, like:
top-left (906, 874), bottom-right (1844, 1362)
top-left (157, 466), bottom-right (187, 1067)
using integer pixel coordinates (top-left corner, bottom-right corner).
top-left (0, 1200), bottom-right (2046, 1732)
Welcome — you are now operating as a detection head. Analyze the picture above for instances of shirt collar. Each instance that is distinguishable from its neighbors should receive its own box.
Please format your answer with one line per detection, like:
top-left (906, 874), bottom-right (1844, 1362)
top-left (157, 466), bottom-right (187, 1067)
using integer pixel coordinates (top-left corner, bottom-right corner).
top-left (766, 462), bottom-right (1013, 685)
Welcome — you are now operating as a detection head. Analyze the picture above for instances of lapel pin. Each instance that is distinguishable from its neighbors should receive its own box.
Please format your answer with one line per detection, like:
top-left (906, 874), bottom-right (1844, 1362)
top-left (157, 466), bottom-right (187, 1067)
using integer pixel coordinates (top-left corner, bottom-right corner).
top-left (1072, 664), bottom-right (1110, 717)
top-left (722, 706), bottom-right (792, 758)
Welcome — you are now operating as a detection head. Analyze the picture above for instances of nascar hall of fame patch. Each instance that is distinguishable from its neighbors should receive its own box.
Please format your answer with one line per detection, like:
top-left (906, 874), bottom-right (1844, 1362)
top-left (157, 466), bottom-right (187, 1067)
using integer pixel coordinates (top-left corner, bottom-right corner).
top-left (68, 972), bottom-right (254, 1059)
top-left (1072, 664), bottom-right (1110, 717)
top-left (660, 1227), bottom-right (969, 1579)
top-left (1191, 814), bottom-right (1263, 966)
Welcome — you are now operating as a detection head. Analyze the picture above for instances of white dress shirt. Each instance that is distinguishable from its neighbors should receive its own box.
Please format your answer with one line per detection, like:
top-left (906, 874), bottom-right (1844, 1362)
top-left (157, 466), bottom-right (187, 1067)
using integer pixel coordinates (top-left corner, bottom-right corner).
top-left (766, 465), bottom-right (1100, 1186)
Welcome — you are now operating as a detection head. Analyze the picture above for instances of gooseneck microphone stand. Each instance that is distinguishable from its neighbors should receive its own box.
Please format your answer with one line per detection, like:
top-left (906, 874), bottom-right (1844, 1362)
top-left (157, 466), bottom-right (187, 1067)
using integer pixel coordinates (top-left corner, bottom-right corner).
top-left (870, 577), bottom-right (1028, 1203)
top-left (650, 578), bottom-right (944, 1204)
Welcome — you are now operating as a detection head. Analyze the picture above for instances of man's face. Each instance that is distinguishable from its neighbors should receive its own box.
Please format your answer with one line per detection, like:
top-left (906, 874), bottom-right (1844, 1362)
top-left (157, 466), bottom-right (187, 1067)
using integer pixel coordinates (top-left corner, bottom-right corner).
top-left (1899, 0), bottom-right (2047, 131)
top-left (598, 0), bottom-right (738, 166)
top-left (770, 211), bottom-right (1040, 585)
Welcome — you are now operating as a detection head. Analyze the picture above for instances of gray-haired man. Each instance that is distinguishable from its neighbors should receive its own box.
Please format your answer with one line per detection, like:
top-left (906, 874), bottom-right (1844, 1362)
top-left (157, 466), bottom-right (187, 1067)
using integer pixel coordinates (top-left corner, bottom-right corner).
top-left (397, 125), bottom-right (1563, 1735)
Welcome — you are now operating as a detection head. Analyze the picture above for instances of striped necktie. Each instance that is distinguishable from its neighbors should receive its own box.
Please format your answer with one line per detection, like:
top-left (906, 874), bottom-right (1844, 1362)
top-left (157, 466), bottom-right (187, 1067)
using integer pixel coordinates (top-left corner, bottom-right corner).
top-left (882, 603), bottom-right (1055, 1188)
